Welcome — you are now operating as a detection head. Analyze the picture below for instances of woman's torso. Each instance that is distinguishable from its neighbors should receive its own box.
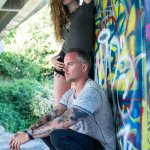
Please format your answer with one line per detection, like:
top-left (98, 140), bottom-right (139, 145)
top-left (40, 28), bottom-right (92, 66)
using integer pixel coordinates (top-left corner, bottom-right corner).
top-left (62, 1), bottom-right (94, 53)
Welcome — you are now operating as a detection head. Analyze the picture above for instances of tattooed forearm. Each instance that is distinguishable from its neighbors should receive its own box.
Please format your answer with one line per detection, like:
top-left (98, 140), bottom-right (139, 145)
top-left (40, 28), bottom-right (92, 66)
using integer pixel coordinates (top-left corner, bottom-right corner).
top-left (49, 109), bottom-right (59, 120)
top-left (30, 108), bottom-right (88, 139)
top-left (33, 122), bottom-right (55, 138)
top-left (32, 121), bottom-right (56, 138)
top-left (29, 109), bottom-right (59, 130)
top-left (58, 110), bottom-right (71, 124)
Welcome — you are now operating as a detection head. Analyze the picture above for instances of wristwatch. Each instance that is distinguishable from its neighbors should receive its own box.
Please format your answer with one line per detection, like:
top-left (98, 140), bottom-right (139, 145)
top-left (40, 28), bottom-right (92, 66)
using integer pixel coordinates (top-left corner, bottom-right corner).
top-left (25, 130), bottom-right (34, 140)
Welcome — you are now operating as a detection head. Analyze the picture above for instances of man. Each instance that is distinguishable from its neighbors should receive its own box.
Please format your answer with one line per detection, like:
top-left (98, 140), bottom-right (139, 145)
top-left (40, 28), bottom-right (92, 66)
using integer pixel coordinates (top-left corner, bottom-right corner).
top-left (9, 48), bottom-right (116, 150)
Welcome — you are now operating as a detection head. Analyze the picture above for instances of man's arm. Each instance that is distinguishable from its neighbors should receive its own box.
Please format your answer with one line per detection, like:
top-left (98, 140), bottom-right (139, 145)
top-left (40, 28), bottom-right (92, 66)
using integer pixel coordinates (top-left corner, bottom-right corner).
top-left (31, 107), bottom-right (89, 138)
top-left (9, 104), bottom-right (67, 149)
top-left (29, 104), bottom-right (67, 130)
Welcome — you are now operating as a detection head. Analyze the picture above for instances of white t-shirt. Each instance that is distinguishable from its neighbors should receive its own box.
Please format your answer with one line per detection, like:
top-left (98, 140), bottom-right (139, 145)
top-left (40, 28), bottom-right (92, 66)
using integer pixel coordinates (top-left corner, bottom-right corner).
top-left (60, 79), bottom-right (116, 150)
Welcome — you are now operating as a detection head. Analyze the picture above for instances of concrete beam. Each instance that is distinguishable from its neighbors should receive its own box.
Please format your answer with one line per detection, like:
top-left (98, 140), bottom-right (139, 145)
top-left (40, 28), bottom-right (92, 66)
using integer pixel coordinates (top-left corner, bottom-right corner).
top-left (0, 0), bottom-right (48, 36)
top-left (0, 11), bottom-right (17, 33)
top-left (0, 0), bottom-right (7, 9)
top-left (0, 8), bottom-right (20, 12)
top-left (2, 0), bottom-right (28, 10)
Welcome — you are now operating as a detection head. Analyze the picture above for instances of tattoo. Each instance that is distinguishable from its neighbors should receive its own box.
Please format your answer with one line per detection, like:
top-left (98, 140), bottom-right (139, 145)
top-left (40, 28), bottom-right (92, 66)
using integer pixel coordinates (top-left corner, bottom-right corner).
top-left (30, 108), bottom-right (88, 138)
top-left (48, 109), bottom-right (59, 120)
top-left (29, 109), bottom-right (59, 130)
top-left (70, 108), bottom-right (88, 121)
top-left (57, 110), bottom-right (71, 128)
top-left (32, 121), bottom-right (56, 138)
top-left (33, 128), bottom-right (56, 138)
top-left (58, 108), bottom-right (88, 128)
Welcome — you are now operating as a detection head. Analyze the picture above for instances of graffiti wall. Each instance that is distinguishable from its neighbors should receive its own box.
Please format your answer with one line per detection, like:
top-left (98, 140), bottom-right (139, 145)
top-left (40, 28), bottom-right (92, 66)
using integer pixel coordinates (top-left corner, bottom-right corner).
top-left (94, 0), bottom-right (149, 149)
top-left (145, 0), bottom-right (150, 149)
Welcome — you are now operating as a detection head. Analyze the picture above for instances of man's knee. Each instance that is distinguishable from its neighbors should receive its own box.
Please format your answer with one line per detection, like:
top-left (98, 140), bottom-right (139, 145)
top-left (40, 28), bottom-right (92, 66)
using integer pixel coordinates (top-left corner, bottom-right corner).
top-left (50, 129), bottom-right (67, 147)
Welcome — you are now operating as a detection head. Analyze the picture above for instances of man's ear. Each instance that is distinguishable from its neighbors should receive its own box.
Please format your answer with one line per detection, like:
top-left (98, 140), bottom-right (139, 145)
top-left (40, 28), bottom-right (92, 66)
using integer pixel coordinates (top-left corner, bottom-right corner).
top-left (82, 64), bottom-right (88, 72)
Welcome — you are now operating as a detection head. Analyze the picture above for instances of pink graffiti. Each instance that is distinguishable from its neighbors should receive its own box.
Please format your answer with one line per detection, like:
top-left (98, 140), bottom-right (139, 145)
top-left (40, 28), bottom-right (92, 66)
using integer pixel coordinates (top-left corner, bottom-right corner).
top-left (146, 24), bottom-right (150, 41)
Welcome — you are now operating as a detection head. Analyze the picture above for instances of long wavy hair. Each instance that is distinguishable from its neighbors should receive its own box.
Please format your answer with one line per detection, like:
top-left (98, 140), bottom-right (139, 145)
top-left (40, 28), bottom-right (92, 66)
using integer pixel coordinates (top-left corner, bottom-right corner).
top-left (49, 0), bottom-right (80, 43)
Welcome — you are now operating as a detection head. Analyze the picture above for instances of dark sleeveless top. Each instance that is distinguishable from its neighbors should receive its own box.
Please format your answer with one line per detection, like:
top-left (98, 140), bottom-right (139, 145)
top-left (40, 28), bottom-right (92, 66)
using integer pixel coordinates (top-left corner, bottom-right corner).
top-left (61, 1), bottom-right (94, 53)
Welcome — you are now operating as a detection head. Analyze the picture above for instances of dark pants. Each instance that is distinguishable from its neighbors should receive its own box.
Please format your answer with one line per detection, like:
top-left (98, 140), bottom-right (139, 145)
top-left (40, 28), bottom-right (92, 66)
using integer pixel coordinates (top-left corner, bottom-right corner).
top-left (42, 129), bottom-right (103, 150)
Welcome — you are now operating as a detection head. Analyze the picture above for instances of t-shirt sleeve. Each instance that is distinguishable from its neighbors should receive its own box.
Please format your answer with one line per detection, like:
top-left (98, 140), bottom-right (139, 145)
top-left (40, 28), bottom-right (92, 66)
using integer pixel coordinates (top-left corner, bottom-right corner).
top-left (59, 89), bottom-right (73, 107)
top-left (72, 88), bottom-right (102, 115)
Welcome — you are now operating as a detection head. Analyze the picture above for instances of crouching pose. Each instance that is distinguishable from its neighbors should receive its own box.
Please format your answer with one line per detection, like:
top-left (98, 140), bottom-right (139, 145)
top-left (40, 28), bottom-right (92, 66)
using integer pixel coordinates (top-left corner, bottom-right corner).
top-left (9, 49), bottom-right (116, 150)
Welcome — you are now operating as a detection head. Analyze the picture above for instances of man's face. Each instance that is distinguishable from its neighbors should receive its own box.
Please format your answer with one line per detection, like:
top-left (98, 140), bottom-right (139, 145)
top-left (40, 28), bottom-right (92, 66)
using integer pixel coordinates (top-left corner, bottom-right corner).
top-left (64, 52), bottom-right (85, 82)
top-left (62, 0), bottom-right (76, 6)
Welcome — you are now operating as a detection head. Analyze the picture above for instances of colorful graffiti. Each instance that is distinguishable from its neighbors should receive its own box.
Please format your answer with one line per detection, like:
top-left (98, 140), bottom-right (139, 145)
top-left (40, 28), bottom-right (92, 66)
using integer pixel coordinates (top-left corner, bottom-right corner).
top-left (145, 0), bottom-right (150, 149)
top-left (94, 0), bottom-right (147, 149)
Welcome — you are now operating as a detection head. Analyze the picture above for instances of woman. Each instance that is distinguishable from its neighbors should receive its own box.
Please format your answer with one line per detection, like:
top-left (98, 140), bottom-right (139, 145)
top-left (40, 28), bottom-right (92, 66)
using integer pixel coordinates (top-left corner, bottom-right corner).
top-left (50, 0), bottom-right (94, 106)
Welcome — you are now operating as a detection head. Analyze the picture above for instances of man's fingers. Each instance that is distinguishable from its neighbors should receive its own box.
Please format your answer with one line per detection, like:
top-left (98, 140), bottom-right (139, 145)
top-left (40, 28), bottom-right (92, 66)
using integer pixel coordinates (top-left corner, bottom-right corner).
top-left (9, 137), bottom-right (15, 145)
top-left (11, 139), bottom-right (16, 149)
top-left (16, 141), bottom-right (21, 150)
top-left (9, 143), bottom-right (13, 149)
top-left (14, 140), bottom-right (19, 150)
top-left (10, 140), bottom-right (15, 149)
top-left (9, 133), bottom-right (20, 145)
top-left (9, 145), bottom-right (13, 150)
top-left (11, 138), bottom-right (19, 150)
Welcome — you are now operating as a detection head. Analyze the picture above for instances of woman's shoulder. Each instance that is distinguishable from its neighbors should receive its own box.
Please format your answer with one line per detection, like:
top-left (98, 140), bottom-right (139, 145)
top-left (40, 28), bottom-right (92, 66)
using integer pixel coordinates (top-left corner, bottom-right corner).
top-left (79, 0), bottom-right (94, 12)
top-left (81, 0), bottom-right (94, 7)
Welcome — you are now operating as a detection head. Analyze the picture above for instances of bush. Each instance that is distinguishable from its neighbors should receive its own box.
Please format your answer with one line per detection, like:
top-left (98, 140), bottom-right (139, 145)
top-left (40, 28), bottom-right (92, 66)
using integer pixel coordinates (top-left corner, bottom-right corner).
top-left (0, 52), bottom-right (40, 79)
top-left (0, 52), bottom-right (54, 81)
top-left (0, 78), bottom-right (54, 132)
top-left (0, 6), bottom-right (57, 133)
top-left (0, 103), bottom-right (27, 132)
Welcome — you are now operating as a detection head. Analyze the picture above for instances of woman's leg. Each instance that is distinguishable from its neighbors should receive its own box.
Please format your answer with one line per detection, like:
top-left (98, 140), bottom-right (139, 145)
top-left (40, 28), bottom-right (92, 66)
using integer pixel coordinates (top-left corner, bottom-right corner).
top-left (54, 73), bottom-right (71, 106)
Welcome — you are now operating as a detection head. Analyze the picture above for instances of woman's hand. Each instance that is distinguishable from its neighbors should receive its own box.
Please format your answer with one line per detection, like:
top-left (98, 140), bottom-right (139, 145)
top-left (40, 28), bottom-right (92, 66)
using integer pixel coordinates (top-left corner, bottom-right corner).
top-left (51, 55), bottom-right (65, 71)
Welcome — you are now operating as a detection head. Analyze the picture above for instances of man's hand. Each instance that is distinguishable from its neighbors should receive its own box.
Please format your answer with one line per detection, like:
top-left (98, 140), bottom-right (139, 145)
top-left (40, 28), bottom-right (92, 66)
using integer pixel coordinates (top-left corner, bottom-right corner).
top-left (9, 132), bottom-right (30, 150)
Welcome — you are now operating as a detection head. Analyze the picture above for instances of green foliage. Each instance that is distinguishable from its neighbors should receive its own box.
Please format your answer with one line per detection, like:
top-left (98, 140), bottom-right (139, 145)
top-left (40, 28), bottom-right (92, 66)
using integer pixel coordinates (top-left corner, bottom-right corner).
top-left (0, 78), bottom-right (54, 132)
top-left (0, 52), bottom-right (54, 80)
top-left (3, 29), bottom-right (17, 44)
top-left (0, 103), bottom-right (27, 132)
top-left (2, 7), bottom-right (59, 81)
top-left (0, 52), bottom-right (40, 79)
top-left (0, 6), bottom-right (57, 133)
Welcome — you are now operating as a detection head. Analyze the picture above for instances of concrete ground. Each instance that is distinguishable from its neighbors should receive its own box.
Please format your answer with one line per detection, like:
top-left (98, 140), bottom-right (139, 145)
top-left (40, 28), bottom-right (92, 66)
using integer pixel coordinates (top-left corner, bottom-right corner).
top-left (0, 126), bottom-right (49, 150)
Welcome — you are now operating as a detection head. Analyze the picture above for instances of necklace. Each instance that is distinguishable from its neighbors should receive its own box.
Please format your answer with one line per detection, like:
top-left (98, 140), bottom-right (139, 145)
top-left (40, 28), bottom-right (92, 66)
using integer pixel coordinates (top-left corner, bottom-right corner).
top-left (65, 6), bottom-right (79, 31)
